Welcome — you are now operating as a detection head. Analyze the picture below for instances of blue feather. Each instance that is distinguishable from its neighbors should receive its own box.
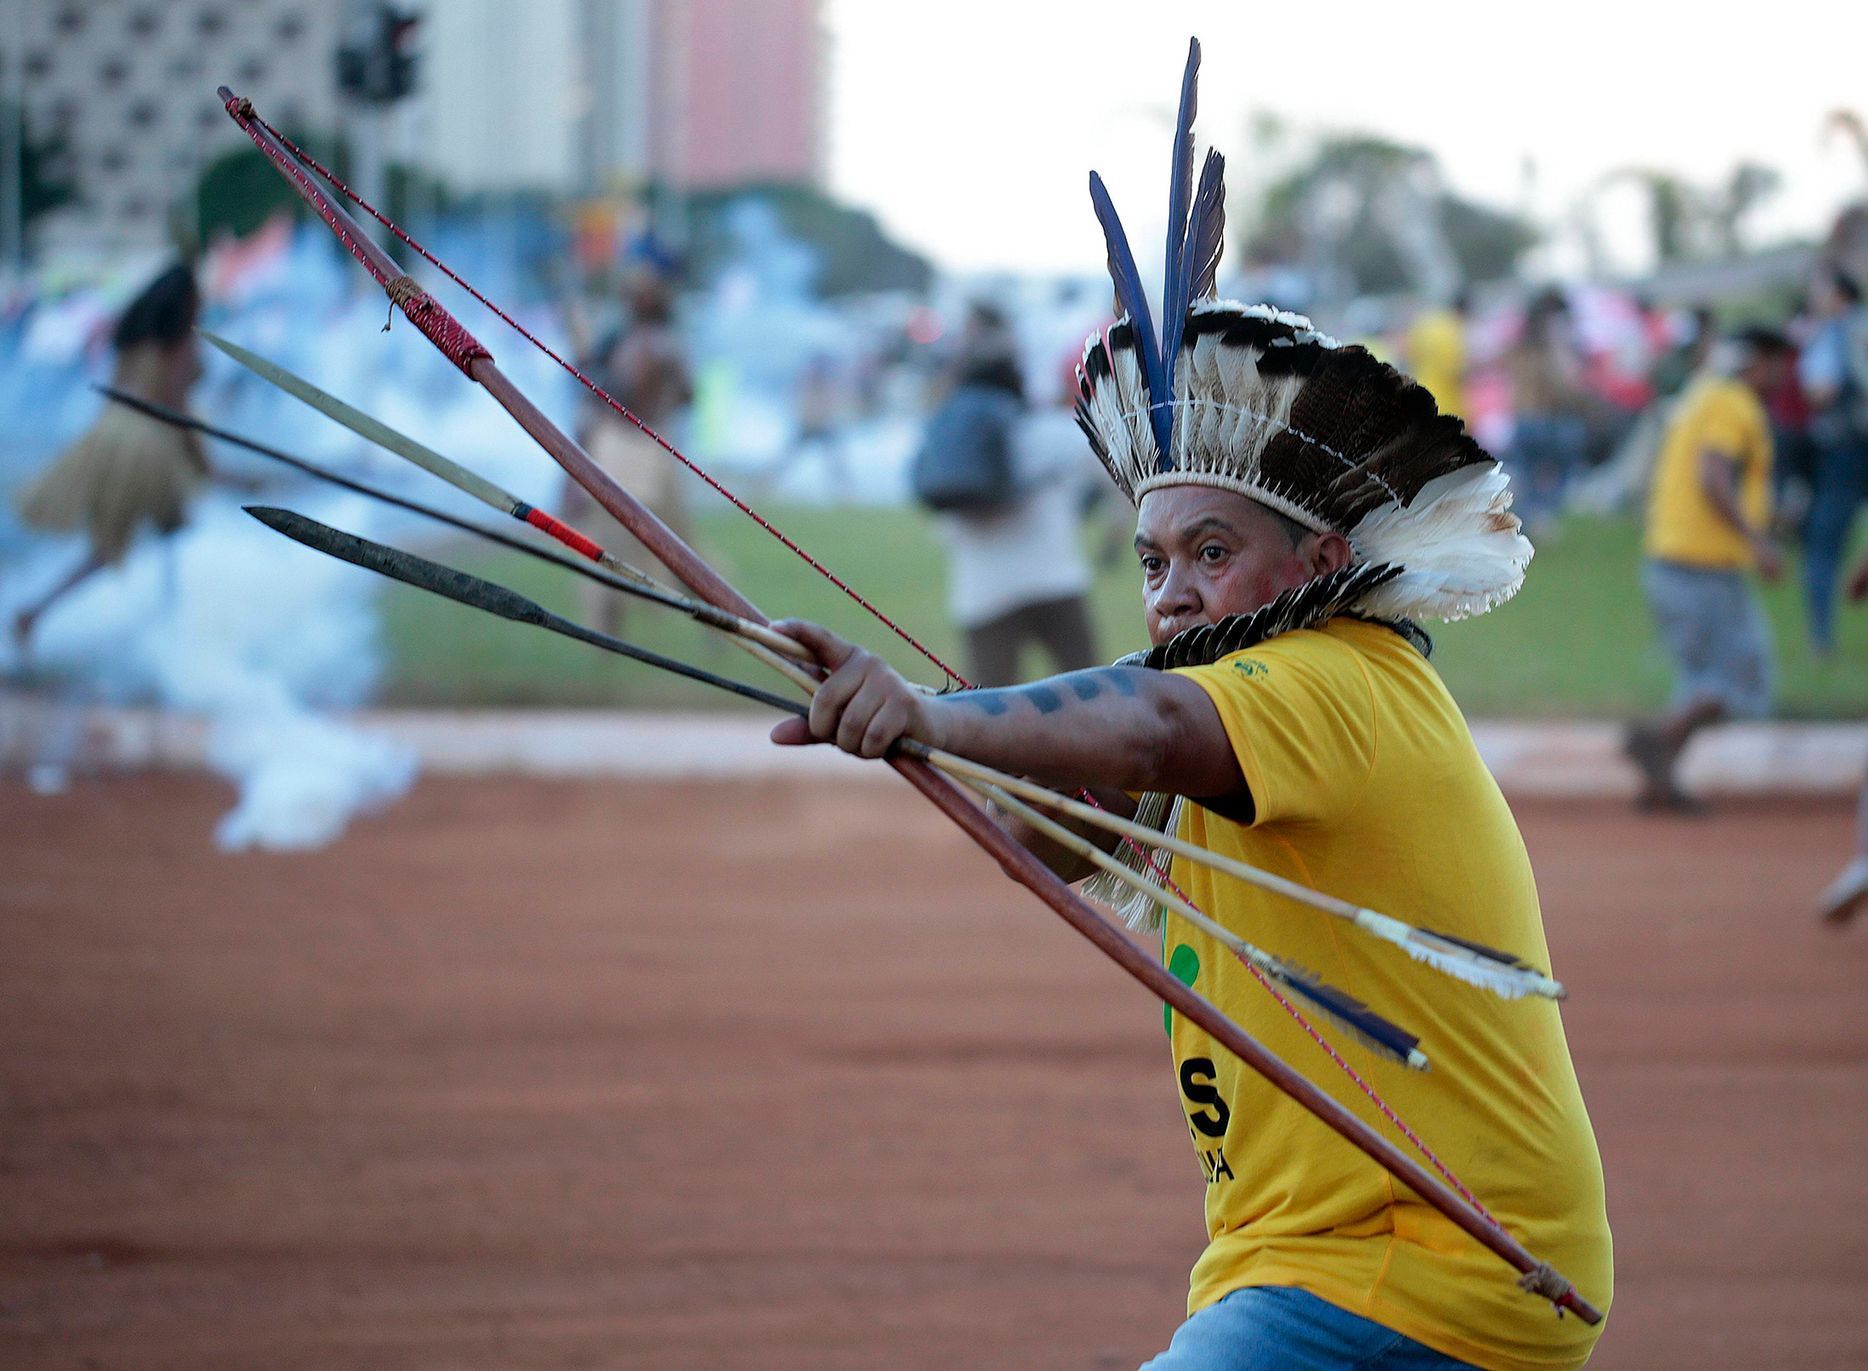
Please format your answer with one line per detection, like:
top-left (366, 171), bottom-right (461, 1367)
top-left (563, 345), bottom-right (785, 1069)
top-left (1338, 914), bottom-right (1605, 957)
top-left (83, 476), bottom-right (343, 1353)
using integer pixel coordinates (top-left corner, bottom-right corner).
top-left (1159, 36), bottom-right (1202, 436)
top-left (1088, 170), bottom-right (1171, 461)
top-left (1418, 926), bottom-right (1537, 970)
top-left (1264, 957), bottom-right (1427, 1071)
top-left (1182, 150), bottom-right (1227, 307)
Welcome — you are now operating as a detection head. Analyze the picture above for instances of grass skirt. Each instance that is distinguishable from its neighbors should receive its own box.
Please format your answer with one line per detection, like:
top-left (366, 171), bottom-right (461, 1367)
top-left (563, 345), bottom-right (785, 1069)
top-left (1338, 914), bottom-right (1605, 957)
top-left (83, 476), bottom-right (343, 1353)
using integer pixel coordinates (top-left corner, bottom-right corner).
top-left (14, 402), bottom-right (207, 564)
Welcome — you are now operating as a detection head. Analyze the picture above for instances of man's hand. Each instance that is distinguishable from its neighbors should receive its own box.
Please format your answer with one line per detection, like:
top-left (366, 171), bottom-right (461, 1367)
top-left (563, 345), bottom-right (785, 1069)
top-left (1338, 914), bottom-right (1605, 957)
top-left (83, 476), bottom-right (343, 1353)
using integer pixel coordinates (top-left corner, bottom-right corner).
top-left (768, 619), bottom-right (935, 758)
top-left (769, 621), bottom-right (1244, 805)
top-left (1752, 536), bottom-right (1785, 582)
top-left (1697, 450), bottom-right (1779, 580)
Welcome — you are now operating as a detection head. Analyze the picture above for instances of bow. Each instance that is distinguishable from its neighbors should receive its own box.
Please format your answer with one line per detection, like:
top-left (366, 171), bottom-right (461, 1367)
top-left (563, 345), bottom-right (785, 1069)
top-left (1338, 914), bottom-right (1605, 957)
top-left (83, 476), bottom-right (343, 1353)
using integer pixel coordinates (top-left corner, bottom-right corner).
top-left (217, 86), bottom-right (1600, 1323)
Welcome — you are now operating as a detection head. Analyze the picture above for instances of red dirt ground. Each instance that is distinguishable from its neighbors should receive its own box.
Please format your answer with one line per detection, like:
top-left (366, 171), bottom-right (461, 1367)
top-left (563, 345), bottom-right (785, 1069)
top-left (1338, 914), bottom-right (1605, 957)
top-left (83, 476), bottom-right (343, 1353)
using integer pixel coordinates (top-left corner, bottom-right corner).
top-left (2, 776), bottom-right (1865, 1369)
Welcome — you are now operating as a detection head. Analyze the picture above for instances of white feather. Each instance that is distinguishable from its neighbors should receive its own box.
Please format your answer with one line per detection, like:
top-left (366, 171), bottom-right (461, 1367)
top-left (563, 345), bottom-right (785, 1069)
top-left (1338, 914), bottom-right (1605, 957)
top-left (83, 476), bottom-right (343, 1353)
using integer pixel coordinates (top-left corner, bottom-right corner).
top-left (1390, 926), bottom-right (1565, 999)
top-left (1349, 464), bottom-right (1533, 621)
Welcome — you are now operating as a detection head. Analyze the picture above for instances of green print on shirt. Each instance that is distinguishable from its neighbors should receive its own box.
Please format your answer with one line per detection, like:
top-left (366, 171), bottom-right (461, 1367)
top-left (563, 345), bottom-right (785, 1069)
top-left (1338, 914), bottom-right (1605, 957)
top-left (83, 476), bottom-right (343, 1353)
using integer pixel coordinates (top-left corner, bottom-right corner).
top-left (1164, 942), bottom-right (1200, 1035)
top-left (1230, 658), bottom-right (1269, 679)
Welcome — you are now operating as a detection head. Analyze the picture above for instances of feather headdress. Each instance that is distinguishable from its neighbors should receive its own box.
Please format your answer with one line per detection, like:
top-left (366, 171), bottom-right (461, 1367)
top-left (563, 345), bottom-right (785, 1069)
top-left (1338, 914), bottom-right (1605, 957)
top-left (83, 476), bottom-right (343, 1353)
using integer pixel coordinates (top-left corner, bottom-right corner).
top-left (1074, 39), bottom-right (1531, 627)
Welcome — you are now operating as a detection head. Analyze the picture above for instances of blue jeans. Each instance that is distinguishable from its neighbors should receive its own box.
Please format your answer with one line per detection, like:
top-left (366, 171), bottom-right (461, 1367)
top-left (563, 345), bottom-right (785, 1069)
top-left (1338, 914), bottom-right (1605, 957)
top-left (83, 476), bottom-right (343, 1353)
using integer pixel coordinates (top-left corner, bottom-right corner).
top-left (1508, 413), bottom-right (1587, 528)
top-left (1642, 558), bottom-right (1774, 718)
top-left (1802, 437), bottom-right (1867, 652)
top-left (1140, 1286), bottom-right (1475, 1370)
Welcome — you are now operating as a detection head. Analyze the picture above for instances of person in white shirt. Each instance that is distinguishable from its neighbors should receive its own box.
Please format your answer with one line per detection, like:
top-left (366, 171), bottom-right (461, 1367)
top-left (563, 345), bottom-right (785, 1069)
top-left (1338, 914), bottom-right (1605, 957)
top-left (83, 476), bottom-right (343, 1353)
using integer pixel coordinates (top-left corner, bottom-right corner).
top-left (936, 357), bottom-right (1102, 686)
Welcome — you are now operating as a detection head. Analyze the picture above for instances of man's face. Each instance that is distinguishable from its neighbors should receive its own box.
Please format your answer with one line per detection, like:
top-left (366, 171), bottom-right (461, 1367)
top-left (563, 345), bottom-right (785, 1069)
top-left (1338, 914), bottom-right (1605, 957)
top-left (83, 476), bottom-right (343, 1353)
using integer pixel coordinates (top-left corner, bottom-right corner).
top-left (1133, 486), bottom-right (1348, 646)
top-left (1744, 351), bottom-right (1792, 395)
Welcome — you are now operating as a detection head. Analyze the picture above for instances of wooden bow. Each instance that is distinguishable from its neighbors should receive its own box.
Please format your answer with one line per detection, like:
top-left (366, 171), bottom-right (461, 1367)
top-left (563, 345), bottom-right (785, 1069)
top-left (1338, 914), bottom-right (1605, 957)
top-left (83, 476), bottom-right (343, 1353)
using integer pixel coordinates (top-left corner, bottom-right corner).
top-left (218, 86), bottom-right (1600, 1324)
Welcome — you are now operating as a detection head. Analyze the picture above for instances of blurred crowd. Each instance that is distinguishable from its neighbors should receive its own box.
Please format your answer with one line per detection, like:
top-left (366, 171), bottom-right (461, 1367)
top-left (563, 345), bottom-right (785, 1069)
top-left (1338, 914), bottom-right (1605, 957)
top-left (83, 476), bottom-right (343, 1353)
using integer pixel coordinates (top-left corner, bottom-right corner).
top-left (1389, 268), bottom-right (1867, 667)
top-left (6, 238), bottom-right (1866, 902)
top-left (12, 242), bottom-right (1865, 695)
top-left (11, 230), bottom-right (1867, 677)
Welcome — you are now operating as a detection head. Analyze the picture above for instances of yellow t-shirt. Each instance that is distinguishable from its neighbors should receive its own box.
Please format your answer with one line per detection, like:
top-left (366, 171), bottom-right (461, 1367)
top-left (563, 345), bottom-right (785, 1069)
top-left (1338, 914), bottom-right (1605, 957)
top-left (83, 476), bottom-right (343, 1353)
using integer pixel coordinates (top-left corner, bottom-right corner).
top-left (1164, 619), bottom-right (1612, 1371)
top-left (1644, 376), bottom-right (1773, 569)
top-left (1405, 309), bottom-right (1467, 418)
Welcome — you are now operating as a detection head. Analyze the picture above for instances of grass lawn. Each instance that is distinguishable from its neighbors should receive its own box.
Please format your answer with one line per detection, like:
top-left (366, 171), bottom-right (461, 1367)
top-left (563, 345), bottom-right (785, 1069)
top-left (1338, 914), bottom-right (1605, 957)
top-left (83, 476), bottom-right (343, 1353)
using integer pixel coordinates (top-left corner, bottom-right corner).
top-left (379, 504), bottom-right (1868, 718)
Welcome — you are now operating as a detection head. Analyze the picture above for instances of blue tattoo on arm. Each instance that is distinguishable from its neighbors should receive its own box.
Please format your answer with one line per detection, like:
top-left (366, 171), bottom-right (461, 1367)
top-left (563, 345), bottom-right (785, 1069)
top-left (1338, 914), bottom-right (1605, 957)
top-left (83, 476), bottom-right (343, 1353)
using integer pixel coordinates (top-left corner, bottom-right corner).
top-left (961, 692), bottom-right (1012, 716)
top-left (1021, 684), bottom-right (1063, 714)
top-left (957, 667), bottom-right (1146, 716)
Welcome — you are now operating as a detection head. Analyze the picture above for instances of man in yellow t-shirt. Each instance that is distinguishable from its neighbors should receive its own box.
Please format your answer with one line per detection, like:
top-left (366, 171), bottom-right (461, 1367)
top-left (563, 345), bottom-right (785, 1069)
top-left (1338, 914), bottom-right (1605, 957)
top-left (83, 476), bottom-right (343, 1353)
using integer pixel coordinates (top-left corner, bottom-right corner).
top-left (1161, 617), bottom-right (1608, 1369)
top-left (1404, 292), bottom-right (1471, 420)
top-left (776, 290), bottom-right (1611, 1368)
top-left (1623, 327), bottom-right (1794, 811)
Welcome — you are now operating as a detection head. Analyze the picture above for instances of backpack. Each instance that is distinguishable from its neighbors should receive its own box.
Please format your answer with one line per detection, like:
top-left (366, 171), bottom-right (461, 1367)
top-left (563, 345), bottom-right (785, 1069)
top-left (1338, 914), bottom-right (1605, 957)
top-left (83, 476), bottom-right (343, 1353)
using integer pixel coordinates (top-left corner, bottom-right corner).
top-left (909, 384), bottom-right (1019, 513)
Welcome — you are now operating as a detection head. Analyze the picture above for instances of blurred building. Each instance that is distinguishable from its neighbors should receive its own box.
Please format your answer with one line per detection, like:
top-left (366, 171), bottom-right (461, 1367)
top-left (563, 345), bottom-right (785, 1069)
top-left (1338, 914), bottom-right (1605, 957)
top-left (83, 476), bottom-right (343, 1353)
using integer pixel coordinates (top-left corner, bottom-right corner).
top-left (5, 0), bottom-right (825, 262)
top-left (679, 0), bottom-right (824, 189)
top-left (8, 0), bottom-right (347, 255)
top-left (424, 0), bottom-right (826, 196)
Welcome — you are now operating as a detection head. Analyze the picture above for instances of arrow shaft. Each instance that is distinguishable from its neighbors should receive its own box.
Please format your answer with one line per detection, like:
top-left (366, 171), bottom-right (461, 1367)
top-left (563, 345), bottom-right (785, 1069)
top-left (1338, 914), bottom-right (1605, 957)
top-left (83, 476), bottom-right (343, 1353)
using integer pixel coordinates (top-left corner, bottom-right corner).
top-left (202, 330), bottom-right (521, 513)
top-left (250, 507), bottom-right (807, 716)
top-left (200, 330), bottom-right (636, 581)
top-left (103, 387), bottom-right (814, 668)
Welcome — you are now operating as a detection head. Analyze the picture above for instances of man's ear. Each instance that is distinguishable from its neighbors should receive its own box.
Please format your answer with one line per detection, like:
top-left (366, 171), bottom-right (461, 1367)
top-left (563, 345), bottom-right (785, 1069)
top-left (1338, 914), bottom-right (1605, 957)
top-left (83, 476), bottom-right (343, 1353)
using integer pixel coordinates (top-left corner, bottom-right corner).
top-left (1305, 530), bottom-right (1353, 578)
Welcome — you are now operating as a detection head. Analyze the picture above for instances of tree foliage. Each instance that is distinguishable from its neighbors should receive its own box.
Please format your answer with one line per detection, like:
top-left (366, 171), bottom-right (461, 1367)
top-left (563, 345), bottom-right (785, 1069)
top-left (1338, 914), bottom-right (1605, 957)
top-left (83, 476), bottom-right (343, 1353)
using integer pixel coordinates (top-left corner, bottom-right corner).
top-left (679, 182), bottom-right (932, 297)
top-left (3, 101), bottom-right (77, 230)
top-left (1246, 133), bottom-right (1537, 294)
top-left (1596, 160), bottom-right (1786, 266)
top-left (191, 131), bottom-right (450, 245)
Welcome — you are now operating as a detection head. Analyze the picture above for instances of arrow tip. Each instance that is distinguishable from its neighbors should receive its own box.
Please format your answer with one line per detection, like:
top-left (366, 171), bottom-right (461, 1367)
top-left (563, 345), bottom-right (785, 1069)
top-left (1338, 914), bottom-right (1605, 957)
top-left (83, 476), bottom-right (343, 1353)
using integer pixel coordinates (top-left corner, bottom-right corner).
top-left (243, 504), bottom-right (294, 533)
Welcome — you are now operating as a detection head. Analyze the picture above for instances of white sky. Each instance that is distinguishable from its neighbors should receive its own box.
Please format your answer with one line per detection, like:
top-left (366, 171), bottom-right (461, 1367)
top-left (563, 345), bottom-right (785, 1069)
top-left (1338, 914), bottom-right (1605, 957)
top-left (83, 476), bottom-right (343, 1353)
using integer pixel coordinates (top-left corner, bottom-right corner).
top-left (825, 0), bottom-right (1868, 279)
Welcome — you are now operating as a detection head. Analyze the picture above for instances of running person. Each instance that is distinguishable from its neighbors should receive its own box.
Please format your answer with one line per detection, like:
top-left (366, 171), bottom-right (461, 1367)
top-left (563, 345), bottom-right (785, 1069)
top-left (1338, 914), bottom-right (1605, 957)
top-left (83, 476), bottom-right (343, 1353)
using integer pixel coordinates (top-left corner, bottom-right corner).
top-left (772, 54), bottom-right (1611, 1367)
top-left (1622, 328), bottom-right (1795, 811)
top-left (13, 263), bottom-right (210, 648)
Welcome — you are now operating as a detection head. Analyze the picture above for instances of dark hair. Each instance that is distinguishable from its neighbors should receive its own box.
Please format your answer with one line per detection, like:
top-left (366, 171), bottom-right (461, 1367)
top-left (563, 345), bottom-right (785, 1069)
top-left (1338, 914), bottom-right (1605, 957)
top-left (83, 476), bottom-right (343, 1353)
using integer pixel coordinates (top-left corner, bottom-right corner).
top-left (958, 351), bottom-right (1023, 399)
top-left (112, 263), bottom-right (199, 351)
top-left (624, 268), bottom-right (676, 324)
top-left (1825, 264), bottom-right (1863, 306)
top-left (1734, 324), bottom-right (1793, 358)
top-left (1261, 501), bottom-right (1310, 549)
top-left (967, 300), bottom-right (1010, 333)
top-left (1526, 287), bottom-right (1568, 325)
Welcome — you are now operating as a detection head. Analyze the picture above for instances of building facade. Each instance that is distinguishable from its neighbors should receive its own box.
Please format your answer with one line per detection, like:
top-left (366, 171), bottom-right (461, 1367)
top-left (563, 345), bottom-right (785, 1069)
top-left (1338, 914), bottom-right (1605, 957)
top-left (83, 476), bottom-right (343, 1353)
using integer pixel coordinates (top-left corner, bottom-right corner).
top-left (424, 0), bottom-right (825, 196)
top-left (7, 0), bottom-right (826, 259)
top-left (9, 0), bottom-right (347, 255)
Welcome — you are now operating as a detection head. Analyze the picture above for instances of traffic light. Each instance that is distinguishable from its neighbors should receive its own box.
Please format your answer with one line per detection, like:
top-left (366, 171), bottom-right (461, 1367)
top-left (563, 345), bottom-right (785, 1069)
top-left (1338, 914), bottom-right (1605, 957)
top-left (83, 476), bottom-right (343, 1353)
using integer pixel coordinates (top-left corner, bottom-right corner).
top-left (336, 4), bottom-right (419, 105)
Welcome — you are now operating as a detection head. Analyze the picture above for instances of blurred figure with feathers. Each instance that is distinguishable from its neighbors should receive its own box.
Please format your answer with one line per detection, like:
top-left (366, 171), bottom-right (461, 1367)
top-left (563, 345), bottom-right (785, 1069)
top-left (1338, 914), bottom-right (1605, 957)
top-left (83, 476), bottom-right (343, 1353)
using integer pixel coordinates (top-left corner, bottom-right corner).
top-left (13, 263), bottom-right (211, 650)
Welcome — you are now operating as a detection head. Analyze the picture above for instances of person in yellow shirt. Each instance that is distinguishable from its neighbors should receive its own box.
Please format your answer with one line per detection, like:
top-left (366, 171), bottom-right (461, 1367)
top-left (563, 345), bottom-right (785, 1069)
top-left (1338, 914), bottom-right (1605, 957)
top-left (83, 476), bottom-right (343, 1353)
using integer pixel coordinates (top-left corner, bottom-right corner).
top-left (1404, 291), bottom-right (1471, 420)
top-left (769, 48), bottom-right (1611, 1363)
top-left (1623, 327), bottom-right (1795, 811)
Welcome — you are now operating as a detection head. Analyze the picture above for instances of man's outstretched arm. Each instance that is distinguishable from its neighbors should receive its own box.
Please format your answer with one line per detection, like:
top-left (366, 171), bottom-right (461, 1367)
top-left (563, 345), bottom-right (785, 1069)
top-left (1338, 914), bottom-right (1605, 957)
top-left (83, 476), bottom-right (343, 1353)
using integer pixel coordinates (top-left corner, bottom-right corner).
top-left (770, 620), bottom-right (1246, 804)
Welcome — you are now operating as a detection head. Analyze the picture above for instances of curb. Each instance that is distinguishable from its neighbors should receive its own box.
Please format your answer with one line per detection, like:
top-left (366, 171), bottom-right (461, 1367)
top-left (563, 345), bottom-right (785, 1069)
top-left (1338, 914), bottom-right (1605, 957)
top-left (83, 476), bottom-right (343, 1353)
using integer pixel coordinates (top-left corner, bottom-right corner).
top-left (3, 692), bottom-right (1863, 797)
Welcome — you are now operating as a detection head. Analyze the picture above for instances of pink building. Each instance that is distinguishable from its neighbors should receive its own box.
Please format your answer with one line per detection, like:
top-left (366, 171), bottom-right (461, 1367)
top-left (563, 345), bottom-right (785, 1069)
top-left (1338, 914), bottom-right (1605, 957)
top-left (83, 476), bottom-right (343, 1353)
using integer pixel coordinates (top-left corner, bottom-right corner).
top-left (671, 0), bottom-right (823, 189)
